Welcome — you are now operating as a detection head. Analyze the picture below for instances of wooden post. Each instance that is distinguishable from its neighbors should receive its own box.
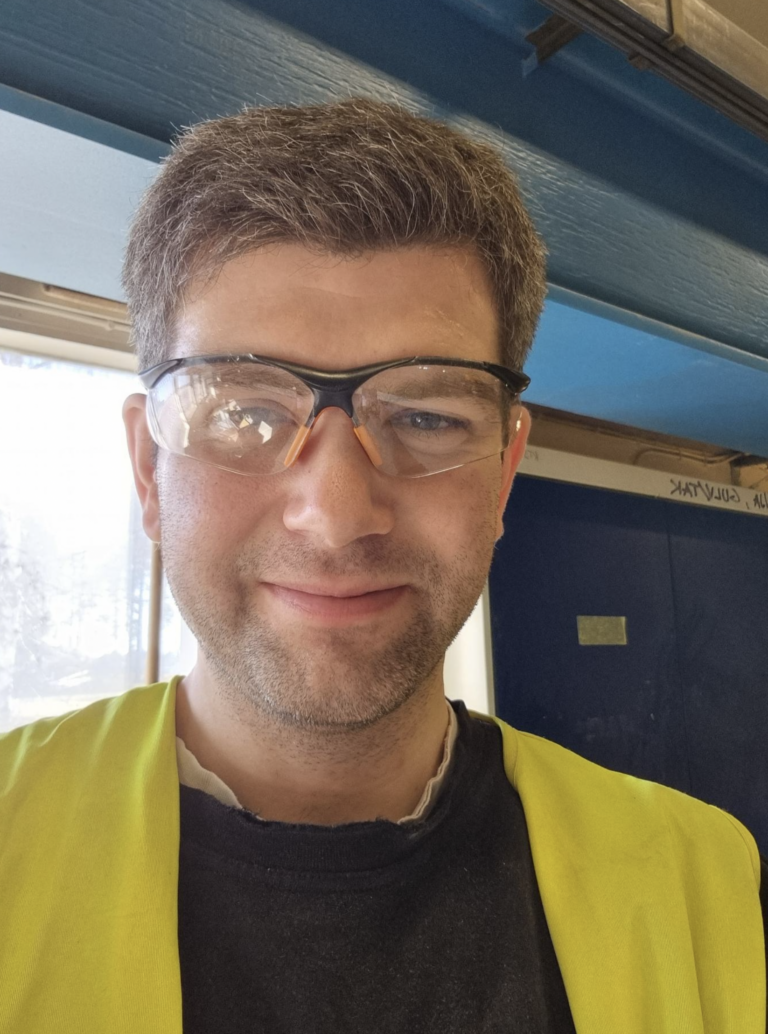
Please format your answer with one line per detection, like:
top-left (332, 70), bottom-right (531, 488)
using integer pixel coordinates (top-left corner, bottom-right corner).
top-left (145, 541), bottom-right (163, 685)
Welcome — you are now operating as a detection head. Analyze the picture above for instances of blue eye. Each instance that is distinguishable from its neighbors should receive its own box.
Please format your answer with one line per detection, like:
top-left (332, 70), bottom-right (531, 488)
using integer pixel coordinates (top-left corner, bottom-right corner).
top-left (391, 410), bottom-right (467, 433)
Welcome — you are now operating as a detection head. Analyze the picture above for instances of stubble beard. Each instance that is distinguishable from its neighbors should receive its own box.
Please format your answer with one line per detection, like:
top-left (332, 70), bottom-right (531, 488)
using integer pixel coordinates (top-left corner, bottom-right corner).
top-left (164, 543), bottom-right (492, 732)
top-left (204, 591), bottom-right (456, 731)
top-left (157, 472), bottom-right (497, 732)
top-left (164, 545), bottom-right (494, 734)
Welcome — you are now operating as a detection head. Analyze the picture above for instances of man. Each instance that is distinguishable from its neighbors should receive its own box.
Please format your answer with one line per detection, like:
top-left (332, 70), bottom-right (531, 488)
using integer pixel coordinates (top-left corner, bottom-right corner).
top-left (0, 99), bottom-right (764, 1033)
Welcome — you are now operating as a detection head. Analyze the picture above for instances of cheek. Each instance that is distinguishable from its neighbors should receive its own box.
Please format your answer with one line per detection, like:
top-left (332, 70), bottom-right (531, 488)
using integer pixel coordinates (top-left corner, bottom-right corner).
top-left (155, 454), bottom-right (503, 568)
top-left (407, 463), bottom-right (502, 557)
top-left (156, 459), bottom-right (277, 557)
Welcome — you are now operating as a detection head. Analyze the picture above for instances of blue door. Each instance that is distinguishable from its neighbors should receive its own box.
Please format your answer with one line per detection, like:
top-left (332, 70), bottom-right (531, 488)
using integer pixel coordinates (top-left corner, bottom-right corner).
top-left (490, 474), bottom-right (768, 852)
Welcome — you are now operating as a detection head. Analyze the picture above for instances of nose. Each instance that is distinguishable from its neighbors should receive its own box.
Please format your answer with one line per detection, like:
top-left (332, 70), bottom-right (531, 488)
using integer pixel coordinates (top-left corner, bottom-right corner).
top-left (281, 408), bottom-right (395, 549)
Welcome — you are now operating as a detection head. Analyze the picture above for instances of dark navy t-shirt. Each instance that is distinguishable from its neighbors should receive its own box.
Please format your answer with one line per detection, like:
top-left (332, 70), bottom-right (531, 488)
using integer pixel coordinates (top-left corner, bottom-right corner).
top-left (177, 700), bottom-right (768, 1033)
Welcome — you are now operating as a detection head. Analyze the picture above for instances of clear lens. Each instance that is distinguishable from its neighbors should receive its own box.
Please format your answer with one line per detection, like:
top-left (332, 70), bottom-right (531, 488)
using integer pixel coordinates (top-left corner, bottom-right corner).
top-left (147, 361), bottom-right (314, 475)
top-left (354, 365), bottom-right (516, 477)
top-left (145, 359), bottom-right (519, 478)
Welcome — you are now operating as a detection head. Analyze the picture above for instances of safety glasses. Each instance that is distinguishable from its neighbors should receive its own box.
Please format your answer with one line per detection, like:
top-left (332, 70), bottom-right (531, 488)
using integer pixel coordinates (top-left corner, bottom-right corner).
top-left (138, 353), bottom-right (530, 479)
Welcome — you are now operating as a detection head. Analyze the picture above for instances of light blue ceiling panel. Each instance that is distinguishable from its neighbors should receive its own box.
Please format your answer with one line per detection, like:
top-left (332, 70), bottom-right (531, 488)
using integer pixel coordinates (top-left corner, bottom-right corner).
top-left (526, 291), bottom-right (768, 455)
top-left (0, 107), bottom-right (158, 300)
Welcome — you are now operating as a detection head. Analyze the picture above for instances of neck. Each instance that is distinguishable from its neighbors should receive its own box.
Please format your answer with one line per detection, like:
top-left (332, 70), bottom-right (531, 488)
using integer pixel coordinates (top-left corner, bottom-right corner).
top-left (174, 665), bottom-right (451, 825)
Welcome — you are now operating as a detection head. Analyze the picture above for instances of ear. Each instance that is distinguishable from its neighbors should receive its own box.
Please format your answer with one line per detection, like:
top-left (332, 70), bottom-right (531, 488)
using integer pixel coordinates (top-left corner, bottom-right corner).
top-left (122, 393), bottom-right (161, 543)
top-left (495, 405), bottom-right (531, 540)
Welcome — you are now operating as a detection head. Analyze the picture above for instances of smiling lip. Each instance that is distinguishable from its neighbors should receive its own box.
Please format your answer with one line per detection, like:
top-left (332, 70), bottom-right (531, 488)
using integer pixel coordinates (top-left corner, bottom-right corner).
top-left (263, 582), bottom-right (408, 622)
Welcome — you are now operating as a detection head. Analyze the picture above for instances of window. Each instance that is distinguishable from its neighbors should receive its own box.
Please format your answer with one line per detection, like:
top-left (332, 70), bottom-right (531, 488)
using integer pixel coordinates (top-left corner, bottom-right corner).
top-left (0, 348), bottom-right (192, 733)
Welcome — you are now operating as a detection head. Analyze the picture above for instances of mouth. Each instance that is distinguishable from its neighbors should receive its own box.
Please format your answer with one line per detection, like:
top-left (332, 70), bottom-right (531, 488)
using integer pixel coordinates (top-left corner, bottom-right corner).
top-left (262, 582), bottom-right (409, 623)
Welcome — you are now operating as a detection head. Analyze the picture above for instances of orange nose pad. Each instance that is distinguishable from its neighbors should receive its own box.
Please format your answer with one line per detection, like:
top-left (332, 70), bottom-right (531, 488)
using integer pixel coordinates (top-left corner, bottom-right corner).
top-left (283, 418), bottom-right (384, 469)
top-left (283, 424), bottom-right (312, 467)
top-left (353, 424), bottom-right (384, 468)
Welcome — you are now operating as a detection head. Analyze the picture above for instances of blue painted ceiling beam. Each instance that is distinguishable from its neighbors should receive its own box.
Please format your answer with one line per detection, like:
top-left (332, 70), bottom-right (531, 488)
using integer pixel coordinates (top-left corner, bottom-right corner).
top-left (241, 0), bottom-right (768, 258)
top-left (0, 0), bottom-right (766, 456)
top-left (0, 0), bottom-right (766, 356)
top-left (1, 0), bottom-right (766, 258)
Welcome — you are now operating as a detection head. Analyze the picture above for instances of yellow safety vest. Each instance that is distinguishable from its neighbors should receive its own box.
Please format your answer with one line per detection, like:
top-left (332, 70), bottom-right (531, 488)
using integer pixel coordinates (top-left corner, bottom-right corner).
top-left (0, 676), bottom-right (764, 1033)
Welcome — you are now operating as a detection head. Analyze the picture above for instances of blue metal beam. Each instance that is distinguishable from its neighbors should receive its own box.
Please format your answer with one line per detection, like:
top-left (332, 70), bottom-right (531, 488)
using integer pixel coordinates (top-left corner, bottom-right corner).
top-left (0, 0), bottom-right (765, 360)
top-left (0, 0), bottom-right (765, 454)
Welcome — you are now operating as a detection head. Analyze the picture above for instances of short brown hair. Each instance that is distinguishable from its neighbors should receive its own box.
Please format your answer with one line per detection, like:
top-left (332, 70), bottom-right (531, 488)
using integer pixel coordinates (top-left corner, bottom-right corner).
top-left (123, 98), bottom-right (547, 373)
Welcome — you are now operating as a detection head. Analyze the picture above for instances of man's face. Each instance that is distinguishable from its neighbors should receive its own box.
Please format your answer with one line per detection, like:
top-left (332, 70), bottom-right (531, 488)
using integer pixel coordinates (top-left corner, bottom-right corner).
top-left (123, 244), bottom-right (529, 730)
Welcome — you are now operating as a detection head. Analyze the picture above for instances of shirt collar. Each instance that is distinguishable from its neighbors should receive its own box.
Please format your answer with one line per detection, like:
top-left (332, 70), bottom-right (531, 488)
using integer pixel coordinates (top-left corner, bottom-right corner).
top-left (176, 697), bottom-right (459, 824)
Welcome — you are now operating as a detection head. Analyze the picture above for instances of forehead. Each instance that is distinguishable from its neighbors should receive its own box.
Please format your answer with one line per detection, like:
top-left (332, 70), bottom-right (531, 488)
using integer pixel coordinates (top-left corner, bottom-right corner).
top-left (173, 244), bottom-right (500, 369)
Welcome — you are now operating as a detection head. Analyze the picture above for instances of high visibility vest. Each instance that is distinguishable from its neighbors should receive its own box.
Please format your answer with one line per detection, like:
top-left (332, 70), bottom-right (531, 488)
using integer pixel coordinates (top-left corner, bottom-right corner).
top-left (0, 676), bottom-right (764, 1033)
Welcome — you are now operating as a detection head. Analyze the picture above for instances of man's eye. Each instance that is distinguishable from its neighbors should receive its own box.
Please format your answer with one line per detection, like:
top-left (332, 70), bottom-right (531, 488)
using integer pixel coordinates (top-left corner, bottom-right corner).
top-left (390, 410), bottom-right (467, 433)
top-left (213, 401), bottom-right (295, 429)
top-left (195, 401), bottom-right (301, 448)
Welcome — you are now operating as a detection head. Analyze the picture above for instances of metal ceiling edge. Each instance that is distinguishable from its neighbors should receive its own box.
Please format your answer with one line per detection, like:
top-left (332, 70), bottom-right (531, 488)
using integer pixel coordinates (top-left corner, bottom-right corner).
top-left (537, 0), bottom-right (768, 141)
top-left (545, 284), bottom-right (768, 375)
top-left (0, 82), bottom-right (170, 162)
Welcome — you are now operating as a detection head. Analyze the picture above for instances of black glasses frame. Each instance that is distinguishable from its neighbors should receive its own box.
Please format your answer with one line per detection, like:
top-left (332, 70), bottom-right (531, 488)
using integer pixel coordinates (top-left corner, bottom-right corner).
top-left (138, 353), bottom-right (530, 421)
